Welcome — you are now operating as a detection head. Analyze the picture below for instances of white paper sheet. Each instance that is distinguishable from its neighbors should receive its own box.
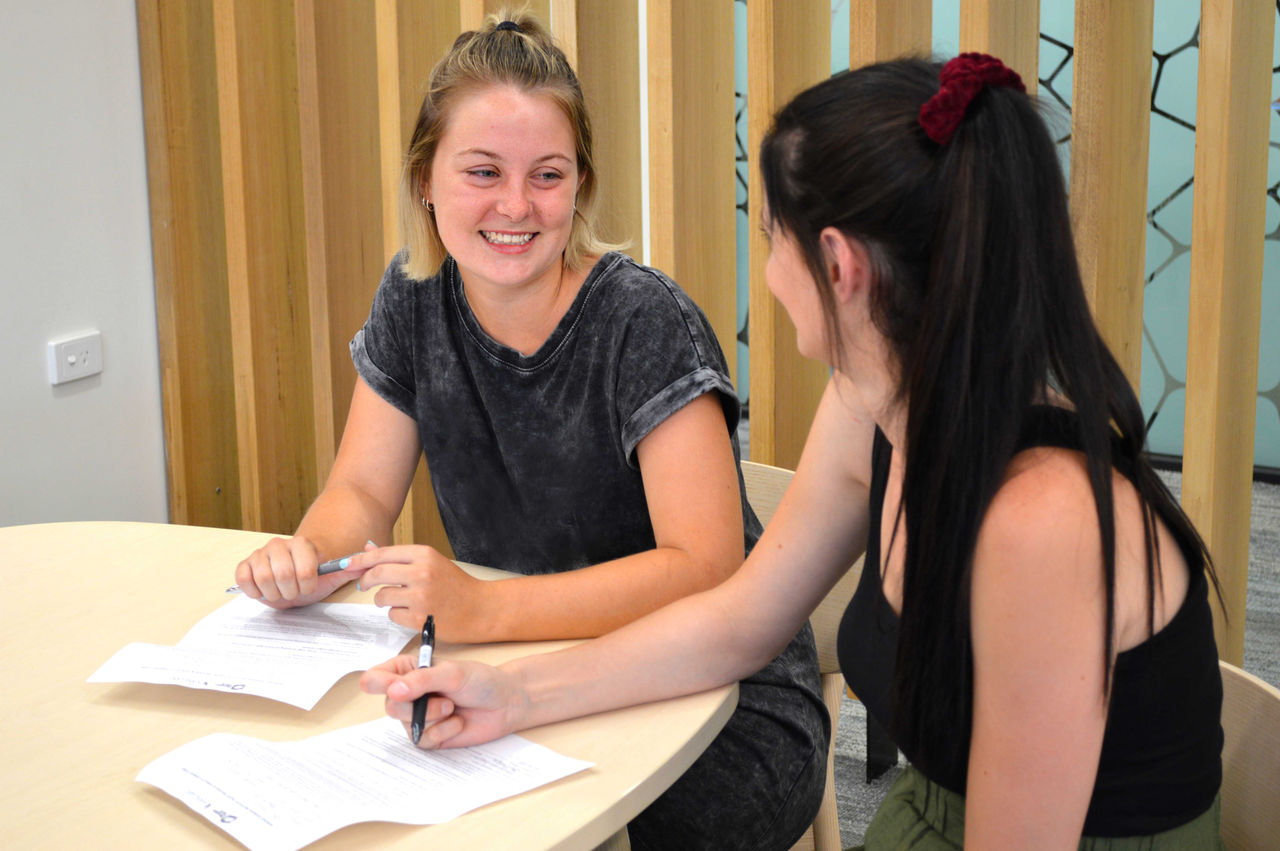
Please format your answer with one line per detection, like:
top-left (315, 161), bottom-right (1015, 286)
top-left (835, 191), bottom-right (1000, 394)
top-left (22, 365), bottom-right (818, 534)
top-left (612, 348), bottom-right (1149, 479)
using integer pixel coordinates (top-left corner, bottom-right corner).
top-left (89, 595), bottom-right (415, 708)
top-left (137, 717), bottom-right (593, 851)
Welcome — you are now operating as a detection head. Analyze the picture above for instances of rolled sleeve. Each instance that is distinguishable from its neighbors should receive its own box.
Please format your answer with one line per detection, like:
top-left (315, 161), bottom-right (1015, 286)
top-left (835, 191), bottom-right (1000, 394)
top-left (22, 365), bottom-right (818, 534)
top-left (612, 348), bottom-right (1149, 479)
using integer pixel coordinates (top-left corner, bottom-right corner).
top-left (350, 328), bottom-right (416, 418)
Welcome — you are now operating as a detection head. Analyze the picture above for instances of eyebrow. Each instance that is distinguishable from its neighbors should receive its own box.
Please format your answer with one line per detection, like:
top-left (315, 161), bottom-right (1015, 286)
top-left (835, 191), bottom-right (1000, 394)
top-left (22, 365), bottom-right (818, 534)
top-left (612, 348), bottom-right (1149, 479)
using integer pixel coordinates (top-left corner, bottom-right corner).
top-left (453, 148), bottom-right (573, 165)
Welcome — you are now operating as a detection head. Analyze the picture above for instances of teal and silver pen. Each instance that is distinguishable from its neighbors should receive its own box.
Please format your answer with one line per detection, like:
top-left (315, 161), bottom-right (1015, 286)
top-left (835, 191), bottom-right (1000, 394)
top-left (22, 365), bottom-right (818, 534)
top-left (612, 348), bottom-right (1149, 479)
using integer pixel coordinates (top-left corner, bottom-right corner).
top-left (317, 540), bottom-right (378, 575)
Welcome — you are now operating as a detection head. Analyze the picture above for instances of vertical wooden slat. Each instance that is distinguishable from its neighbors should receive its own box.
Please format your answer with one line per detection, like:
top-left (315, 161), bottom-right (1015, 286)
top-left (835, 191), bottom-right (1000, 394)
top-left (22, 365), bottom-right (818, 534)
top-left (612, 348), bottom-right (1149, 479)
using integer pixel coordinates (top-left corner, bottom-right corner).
top-left (293, 0), bottom-right (336, 486)
top-left (462, 0), bottom-right (550, 31)
top-left (747, 0), bottom-right (831, 469)
top-left (1182, 0), bottom-right (1272, 665)
top-left (1070, 0), bottom-right (1153, 389)
top-left (549, 0), bottom-right (577, 68)
top-left (459, 0), bottom-right (485, 32)
top-left (214, 0), bottom-right (317, 534)
top-left (959, 0), bottom-right (1040, 94)
top-left (379, 1), bottom-right (467, 555)
top-left (212, 0), bottom-right (262, 530)
top-left (308, 3), bottom-right (384, 463)
top-left (487, 0), bottom-right (549, 24)
top-left (646, 2), bottom-right (737, 374)
top-left (576, 0), bottom-right (641, 254)
top-left (375, 0), bottom-right (404, 258)
top-left (646, 0), bottom-right (676, 273)
top-left (850, 0), bottom-right (932, 68)
top-left (377, 0), bottom-right (415, 550)
top-left (137, 0), bottom-right (240, 528)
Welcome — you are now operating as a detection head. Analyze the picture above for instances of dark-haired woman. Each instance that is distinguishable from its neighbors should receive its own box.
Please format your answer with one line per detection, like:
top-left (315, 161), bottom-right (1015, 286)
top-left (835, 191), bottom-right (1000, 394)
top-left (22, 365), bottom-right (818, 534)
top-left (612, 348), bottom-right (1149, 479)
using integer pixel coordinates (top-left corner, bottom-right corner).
top-left (234, 11), bottom-right (827, 850)
top-left (364, 53), bottom-right (1226, 848)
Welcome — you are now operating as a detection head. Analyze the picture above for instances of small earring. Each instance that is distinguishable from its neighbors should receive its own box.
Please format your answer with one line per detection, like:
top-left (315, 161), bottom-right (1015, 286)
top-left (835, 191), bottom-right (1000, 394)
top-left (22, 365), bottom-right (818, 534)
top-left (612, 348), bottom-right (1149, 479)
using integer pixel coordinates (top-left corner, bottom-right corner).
top-left (422, 197), bottom-right (434, 213)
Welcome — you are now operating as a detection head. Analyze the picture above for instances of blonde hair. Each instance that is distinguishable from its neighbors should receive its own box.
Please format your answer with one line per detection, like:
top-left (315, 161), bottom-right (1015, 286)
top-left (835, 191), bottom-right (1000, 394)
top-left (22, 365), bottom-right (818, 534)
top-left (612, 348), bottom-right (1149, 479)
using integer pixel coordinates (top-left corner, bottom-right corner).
top-left (398, 9), bottom-right (623, 280)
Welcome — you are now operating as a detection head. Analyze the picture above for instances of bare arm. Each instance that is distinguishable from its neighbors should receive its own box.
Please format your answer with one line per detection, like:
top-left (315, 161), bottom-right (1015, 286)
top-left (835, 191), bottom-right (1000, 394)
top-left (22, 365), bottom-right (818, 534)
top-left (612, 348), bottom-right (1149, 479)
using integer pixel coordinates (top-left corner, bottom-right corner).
top-left (362, 377), bottom-right (877, 746)
top-left (359, 392), bottom-right (748, 641)
top-left (964, 451), bottom-right (1111, 848)
top-left (234, 378), bottom-right (421, 605)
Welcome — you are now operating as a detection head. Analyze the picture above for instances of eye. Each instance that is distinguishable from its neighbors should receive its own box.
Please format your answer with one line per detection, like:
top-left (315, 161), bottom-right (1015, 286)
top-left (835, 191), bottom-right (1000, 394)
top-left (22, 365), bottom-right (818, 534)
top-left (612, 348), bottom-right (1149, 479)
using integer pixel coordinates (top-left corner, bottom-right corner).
top-left (533, 170), bottom-right (565, 184)
top-left (466, 167), bottom-right (499, 179)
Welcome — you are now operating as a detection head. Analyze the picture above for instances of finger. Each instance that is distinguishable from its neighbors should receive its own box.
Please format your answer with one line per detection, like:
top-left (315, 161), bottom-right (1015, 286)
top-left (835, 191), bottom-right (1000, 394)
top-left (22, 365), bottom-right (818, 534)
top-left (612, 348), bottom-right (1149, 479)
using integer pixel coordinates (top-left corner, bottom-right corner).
top-left (361, 564), bottom-right (426, 596)
top-left (371, 585), bottom-right (409, 609)
top-left (266, 546), bottom-right (301, 601)
top-left (384, 693), bottom-right (454, 724)
top-left (235, 557), bottom-right (262, 598)
top-left (287, 537), bottom-right (320, 596)
top-left (386, 664), bottom-right (460, 702)
top-left (361, 545), bottom-right (424, 568)
top-left (360, 654), bottom-right (419, 690)
top-left (250, 556), bottom-right (282, 602)
top-left (385, 606), bottom-right (417, 631)
top-left (418, 713), bottom-right (465, 748)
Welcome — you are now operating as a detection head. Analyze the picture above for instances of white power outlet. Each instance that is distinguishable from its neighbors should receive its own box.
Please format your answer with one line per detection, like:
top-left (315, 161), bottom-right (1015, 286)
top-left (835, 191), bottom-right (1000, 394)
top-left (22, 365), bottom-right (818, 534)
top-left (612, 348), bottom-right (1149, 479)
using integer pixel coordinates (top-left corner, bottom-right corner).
top-left (47, 330), bottom-right (103, 385)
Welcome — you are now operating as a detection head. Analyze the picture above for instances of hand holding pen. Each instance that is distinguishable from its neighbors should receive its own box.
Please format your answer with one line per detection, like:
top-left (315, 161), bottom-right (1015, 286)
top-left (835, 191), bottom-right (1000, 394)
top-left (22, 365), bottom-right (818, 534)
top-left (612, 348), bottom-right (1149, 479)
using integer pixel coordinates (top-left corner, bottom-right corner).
top-left (412, 615), bottom-right (435, 744)
top-left (233, 538), bottom-right (377, 605)
top-left (360, 629), bottom-right (527, 750)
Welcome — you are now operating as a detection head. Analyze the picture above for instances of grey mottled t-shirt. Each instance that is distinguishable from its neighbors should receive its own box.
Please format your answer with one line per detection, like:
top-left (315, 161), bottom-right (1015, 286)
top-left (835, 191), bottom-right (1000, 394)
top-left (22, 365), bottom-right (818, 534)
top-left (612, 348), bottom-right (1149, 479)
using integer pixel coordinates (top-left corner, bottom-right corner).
top-left (351, 250), bottom-right (827, 849)
top-left (351, 250), bottom-right (752, 573)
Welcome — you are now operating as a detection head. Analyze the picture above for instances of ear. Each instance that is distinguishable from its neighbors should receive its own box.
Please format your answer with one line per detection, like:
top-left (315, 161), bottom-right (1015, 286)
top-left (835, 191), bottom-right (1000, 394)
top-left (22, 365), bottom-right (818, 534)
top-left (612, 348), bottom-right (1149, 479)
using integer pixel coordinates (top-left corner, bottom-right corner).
top-left (819, 227), bottom-right (872, 303)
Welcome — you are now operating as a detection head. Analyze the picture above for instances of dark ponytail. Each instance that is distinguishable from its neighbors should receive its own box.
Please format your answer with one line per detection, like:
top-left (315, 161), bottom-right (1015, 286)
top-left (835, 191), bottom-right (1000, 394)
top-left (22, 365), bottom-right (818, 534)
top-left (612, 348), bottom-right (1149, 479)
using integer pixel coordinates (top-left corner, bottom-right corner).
top-left (760, 57), bottom-right (1217, 782)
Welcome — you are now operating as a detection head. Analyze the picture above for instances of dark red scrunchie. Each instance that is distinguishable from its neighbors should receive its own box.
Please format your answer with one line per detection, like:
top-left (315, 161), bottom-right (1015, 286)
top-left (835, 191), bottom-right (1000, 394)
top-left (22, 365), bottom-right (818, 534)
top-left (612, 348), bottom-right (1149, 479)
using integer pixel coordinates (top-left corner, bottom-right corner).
top-left (918, 53), bottom-right (1025, 145)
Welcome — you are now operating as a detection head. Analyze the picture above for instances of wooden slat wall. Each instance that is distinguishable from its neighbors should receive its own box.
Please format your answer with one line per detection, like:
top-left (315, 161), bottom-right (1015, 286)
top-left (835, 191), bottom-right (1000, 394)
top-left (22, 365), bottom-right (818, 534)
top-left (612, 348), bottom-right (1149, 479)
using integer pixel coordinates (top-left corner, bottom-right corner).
top-left (959, 0), bottom-right (1040, 94)
top-left (1070, 1), bottom-right (1154, 390)
top-left (141, 2), bottom-right (1267, 664)
top-left (1182, 0), bottom-right (1272, 664)
top-left (576, 0), bottom-right (642, 256)
top-left (850, 0), bottom-right (932, 66)
top-left (379, 1), bottom-right (468, 555)
top-left (647, 1), bottom-right (737, 380)
top-left (138, 0), bottom-right (240, 529)
top-left (746, 0), bottom-right (831, 469)
top-left (214, 0), bottom-right (318, 535)
top-left (294, 0), bottom-right (336, 489)
top-left (140, 1), bottom-right (641, 548)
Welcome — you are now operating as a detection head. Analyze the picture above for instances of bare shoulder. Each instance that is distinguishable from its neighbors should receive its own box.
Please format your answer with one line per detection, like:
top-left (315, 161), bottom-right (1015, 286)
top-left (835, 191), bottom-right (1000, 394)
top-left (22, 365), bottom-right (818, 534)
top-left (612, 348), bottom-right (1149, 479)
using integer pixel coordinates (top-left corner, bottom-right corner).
top-left (975, 445), bottom-right (1189, 651)
top-left (971, 447), bottom-right (1108, 638)
top-left (980, 446), bottom-right (1099, 564)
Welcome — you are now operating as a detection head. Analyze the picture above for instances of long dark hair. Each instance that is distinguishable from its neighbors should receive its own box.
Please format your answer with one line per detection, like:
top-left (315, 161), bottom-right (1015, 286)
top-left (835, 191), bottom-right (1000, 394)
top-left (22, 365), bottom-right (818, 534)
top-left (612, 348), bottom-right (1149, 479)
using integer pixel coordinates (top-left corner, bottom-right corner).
top-left (759, 58), bottom-right (1217, 780)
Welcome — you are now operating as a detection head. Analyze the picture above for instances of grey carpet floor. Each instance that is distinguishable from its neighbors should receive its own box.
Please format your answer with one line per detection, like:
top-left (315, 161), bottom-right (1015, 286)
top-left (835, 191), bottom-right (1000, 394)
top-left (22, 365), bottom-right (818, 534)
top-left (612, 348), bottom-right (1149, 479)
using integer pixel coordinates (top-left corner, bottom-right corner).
top-left (831, 475), bottom-right (1280, 846)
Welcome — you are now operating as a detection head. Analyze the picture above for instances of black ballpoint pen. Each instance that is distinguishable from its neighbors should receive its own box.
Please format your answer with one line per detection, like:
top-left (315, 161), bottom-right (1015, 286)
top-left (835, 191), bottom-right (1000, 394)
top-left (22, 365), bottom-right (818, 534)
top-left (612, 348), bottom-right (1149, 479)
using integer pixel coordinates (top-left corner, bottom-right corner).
top-left (410, 615), bottom-right (435, 745)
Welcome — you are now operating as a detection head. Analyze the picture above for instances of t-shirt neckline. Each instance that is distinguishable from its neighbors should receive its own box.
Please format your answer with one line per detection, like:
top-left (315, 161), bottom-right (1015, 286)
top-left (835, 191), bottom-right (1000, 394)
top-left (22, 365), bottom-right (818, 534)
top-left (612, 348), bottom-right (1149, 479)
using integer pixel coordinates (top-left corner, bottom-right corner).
top-left (446, 251), bottom-right (624, 370)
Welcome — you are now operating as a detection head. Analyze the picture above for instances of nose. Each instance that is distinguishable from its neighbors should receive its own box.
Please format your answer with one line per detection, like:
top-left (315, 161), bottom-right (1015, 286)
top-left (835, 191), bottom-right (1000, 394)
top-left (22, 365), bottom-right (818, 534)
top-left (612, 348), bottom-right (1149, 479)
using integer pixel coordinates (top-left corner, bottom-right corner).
top-left (496, 179), bottom-right (530, 221)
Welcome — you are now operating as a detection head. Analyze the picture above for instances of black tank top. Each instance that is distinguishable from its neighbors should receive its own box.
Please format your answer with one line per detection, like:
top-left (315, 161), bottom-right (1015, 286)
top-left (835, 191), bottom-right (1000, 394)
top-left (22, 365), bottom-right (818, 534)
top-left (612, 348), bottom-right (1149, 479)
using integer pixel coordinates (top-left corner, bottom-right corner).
top-left (838, 407), bottom-right (1223, 836)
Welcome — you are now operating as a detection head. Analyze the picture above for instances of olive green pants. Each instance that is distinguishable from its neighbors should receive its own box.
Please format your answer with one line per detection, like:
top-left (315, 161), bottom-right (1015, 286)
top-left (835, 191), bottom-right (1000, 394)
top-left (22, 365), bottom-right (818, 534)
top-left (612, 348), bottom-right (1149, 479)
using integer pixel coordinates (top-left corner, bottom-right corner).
top-left (851, 766), bottom-right (1225, 850)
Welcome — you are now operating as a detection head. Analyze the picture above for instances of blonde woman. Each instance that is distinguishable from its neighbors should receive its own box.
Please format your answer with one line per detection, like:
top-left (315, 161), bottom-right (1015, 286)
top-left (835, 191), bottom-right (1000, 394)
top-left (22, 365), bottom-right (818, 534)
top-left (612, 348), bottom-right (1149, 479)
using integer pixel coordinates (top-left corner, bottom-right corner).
top-left (235, 13), bottom-right (827, 850)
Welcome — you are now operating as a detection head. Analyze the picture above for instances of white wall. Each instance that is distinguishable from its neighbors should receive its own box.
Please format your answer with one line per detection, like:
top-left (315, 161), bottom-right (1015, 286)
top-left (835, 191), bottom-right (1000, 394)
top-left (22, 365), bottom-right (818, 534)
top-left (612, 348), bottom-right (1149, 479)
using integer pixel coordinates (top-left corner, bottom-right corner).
top-left (0, 1), bottom-right (168, 525)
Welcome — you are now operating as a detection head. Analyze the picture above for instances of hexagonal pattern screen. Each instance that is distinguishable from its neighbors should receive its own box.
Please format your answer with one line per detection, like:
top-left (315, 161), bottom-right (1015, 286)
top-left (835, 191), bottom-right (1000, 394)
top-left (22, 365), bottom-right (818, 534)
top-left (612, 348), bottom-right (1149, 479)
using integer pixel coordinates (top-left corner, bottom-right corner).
top-left (733, 0), bottom-right (1280, 468)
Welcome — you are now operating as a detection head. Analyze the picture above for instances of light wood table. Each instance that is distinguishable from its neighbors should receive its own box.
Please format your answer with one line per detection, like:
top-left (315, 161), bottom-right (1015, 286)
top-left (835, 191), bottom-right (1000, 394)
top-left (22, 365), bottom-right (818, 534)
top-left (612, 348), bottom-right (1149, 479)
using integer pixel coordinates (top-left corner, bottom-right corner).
top-left (0, 522), bottom-right (736, 851)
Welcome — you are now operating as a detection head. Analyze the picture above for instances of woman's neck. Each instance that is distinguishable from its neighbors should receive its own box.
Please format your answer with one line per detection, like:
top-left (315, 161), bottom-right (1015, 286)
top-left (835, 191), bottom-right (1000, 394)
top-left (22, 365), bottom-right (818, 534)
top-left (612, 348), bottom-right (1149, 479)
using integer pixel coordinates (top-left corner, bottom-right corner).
top-left (460, 257), bottom-right (589, 356)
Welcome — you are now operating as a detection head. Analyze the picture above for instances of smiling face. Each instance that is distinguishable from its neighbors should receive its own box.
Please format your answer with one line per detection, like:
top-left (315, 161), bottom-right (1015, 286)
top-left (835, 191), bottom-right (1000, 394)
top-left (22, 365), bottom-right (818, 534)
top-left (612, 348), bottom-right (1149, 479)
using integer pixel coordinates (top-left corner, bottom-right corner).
top-left (425, 84), bottom-right (581, 295)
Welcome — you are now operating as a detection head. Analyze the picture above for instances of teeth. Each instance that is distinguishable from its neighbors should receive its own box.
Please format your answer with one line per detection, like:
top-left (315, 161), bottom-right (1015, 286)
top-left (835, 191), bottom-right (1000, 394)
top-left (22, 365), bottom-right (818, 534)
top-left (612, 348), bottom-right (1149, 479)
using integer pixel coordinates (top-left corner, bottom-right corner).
top-left (482, 231), bottom-right (534, 246)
